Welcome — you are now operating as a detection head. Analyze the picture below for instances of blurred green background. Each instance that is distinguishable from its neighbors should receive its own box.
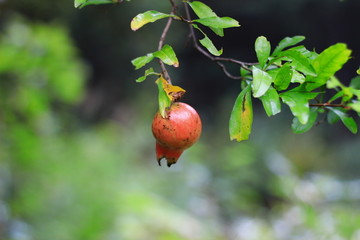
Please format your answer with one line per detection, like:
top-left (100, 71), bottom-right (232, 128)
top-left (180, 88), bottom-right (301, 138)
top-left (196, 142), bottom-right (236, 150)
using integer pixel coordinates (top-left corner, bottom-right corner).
top-left (1, 0), bottom-right (360, 239)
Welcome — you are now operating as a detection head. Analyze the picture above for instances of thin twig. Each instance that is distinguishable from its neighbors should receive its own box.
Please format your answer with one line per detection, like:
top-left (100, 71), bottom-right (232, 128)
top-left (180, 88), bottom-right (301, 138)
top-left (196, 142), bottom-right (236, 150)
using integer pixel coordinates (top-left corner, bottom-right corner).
top-left (310, 103), bottom-right (351, 109)
top-left (213, 57), bottom-right (257, 72)
top-left (158, 0), bottom-right (178, 84)
top-left (183, 2), bottom-right (256, 79)
top-left (216, 62), bottom-right (242, 80)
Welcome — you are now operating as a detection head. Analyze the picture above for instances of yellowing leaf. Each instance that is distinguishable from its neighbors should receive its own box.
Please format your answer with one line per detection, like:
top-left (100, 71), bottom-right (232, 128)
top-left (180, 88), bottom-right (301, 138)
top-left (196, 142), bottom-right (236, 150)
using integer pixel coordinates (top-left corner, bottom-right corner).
top-left (155, 77), bottom-right (172, 118)
top-left (157, 77), bottom-right (186, 102)
top-left (229, 85), bottom-right (253, 141)
top-left (131, 11), bottom-right (175, 31)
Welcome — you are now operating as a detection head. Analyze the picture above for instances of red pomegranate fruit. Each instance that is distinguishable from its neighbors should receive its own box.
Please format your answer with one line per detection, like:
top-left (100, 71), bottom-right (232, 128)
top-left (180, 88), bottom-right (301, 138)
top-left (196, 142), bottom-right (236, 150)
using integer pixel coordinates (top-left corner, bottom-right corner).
top-left (152, 102), bottom-right (202, 167)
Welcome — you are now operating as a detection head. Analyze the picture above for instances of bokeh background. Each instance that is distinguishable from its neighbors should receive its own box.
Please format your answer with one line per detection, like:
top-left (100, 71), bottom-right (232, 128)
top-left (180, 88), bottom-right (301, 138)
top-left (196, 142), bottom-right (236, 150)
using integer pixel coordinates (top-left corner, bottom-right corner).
top-left (1, 0), bottom-right (360, 239)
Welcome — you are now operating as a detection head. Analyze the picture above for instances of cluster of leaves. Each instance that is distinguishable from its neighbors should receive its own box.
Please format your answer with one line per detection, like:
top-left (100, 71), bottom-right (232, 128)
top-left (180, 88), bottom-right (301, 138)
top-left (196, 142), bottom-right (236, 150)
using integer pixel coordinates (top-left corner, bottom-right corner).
top-left (230, 36), bottom-right (360, 141)
top-left (75, 0), bottom-right (360, 141)
top-left (129, 1), bottom-right (240, 117)
top-left (129, 1), bottom-right (239, 68)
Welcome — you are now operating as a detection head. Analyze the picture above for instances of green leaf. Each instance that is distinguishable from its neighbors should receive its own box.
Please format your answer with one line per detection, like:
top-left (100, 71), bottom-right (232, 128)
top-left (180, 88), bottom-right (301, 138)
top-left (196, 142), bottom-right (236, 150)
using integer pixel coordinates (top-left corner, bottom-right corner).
top-left (326, 76), bottom-right (342, 89)
top-left (278, 49), bottom-right (316, 76)
top-left (274, 63), bottom-right (292, 90)
top-left (193, 24), bottom-right (223, 56)
top-left (131, 53), bottom-right (154, 70)
top-left (292, 108), bottom-right (318, 134)
top-left (255, 36), bottom-right (271, 69)
top-left (252, 66), bottom-right (273, 98)
top-left (199, 36), bottom-right (223, 56)
top-left (343, 87), bottom-right (354, 102)
top-left (135, 68), bottom-right (159, 83)
top-left (280, 90), bottom-right (319, 124)
top-left (135, 76), bottom-right (146, 83)
top-left (153, 44), bottom-right (179, 67)
top-left (290, 69), bottom-right (305, 84)
top-left (306, 43), bottom-right (352, 90)
top-left (350, 76), bottom-right (360, 89)
top-left (343, 117), bottom-right (357, 134)
top-left (272, 36), bottom-right (306, 56)
top-left (155, 77), bottom-right (172, 118)
top-left (289, 46), bottom-right (318, 60)
top-left (327, 110), bottom-right (340, 124)
top-left (327, 107), bottom-right (358, 134)
top-left (328, 91), bottom-right (344, 103)
top-left (240, 67), bottom-right (251, 78)
top-left (75, 0), bottom-right (122, 8)
top-left (350, 88), bottom-right (360, 99)
top-left (131, 11), bottom-right (176, 31)
top-left (229, 85), bottom-right (253, 141)
top-left (74, 0), bottom-right (86, 7)
top-left (349, 101), bottom-right (360, 112)
top-left (188, 1), bottom-right (224, 36)
top-left (193, 16), bottom-right (240, 29)
top-left (259, 86), bottom-right (281, 116)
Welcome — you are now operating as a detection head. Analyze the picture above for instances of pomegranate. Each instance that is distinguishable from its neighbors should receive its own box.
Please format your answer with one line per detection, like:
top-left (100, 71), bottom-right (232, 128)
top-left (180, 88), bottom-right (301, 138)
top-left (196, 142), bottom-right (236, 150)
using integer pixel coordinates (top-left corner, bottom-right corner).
top-left (152, 102), bottom-right (202, 167)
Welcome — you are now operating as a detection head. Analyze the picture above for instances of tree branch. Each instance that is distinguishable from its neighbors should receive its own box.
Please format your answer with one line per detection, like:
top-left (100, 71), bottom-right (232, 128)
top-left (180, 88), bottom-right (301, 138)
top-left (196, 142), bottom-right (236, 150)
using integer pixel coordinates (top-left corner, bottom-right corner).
top-left (158, 0), bottom-right (178, 84)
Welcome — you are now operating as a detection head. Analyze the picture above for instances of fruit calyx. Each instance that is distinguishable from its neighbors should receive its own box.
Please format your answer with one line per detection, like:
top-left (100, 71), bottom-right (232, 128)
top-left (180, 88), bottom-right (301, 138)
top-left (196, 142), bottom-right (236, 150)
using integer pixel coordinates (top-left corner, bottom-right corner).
top-left (155, 142), bottom-right (183, 167)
